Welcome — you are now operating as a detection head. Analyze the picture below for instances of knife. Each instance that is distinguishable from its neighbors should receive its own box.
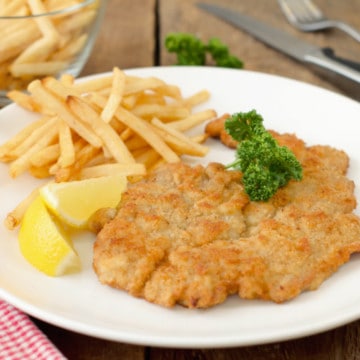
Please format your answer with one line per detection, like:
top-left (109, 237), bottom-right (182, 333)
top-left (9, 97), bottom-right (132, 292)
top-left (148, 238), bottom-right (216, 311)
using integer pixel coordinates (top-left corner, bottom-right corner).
top-left (197, 3), bottom-right (360, 90)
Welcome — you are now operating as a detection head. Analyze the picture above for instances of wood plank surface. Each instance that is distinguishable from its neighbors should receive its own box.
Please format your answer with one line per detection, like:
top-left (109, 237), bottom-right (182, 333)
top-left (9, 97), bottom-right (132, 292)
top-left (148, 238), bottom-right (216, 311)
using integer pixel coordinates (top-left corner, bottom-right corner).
top-left (159, 0), bottom-right (360, 99)
top-left (31, 0), bottom-right (360, 359)
top-left (82, 0), bottom-right (156, 75)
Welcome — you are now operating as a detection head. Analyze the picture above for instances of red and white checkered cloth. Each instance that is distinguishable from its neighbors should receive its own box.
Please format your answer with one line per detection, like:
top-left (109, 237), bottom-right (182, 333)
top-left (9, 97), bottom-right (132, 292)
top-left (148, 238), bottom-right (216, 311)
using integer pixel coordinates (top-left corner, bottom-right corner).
top-left (0, 300), bottom-right (67, 360)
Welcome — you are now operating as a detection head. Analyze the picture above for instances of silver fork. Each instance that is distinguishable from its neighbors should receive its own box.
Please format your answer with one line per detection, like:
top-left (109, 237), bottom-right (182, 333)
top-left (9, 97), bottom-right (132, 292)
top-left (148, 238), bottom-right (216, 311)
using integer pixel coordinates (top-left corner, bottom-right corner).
top-left (277, 0), bottom-right (360, 43)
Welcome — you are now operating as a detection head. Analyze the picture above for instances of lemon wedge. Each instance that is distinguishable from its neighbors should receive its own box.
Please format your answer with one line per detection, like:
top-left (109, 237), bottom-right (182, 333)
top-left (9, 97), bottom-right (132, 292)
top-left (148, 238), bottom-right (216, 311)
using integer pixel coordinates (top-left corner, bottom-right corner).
top-left (39, 175), bottom-right (127, 228)
top-left (18, 196), bottom-right (81, 276)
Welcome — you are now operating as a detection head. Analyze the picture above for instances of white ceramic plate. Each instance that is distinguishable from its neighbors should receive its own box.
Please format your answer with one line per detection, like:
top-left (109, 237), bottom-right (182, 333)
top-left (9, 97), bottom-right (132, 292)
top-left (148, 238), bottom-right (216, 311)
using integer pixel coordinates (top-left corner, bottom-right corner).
top-left (1, 67), bottom-right (360, 348)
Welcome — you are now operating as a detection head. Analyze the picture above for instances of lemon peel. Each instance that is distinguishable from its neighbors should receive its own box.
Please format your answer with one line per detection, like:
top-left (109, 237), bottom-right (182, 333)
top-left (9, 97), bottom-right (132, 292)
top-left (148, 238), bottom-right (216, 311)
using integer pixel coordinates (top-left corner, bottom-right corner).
top-left (18, 195), bottom-right (80, 276)
top-left (39, 175), bottom-right (127, 228)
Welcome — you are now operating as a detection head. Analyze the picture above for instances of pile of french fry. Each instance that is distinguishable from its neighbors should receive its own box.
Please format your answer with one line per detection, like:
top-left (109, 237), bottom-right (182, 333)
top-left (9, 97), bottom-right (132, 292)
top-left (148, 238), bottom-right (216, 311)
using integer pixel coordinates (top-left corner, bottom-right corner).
top-left (1, 67), bottom-right (217, 229)
top-left (0, 0), bottom-right (99, 91)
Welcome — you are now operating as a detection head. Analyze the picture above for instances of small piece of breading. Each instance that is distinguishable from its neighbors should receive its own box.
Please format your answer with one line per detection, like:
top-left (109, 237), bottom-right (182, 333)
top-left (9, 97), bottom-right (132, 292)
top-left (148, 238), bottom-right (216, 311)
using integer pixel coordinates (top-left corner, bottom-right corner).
top-left (93, 132), bottom-right (360, 308)
top-left (205, 113), bottom-right (238, 148)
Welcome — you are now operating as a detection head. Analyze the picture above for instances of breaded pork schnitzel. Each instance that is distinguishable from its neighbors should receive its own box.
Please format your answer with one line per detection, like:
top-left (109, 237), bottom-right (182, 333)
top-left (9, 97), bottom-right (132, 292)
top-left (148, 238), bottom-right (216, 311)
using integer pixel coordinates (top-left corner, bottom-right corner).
top-left (93, 132), bottom-right (360, 308)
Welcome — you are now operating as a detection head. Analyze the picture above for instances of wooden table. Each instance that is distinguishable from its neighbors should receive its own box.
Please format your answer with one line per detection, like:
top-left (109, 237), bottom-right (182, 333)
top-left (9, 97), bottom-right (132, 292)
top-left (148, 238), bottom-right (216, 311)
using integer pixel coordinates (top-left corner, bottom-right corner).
top-left (33, 0), bottom-right (360, 358)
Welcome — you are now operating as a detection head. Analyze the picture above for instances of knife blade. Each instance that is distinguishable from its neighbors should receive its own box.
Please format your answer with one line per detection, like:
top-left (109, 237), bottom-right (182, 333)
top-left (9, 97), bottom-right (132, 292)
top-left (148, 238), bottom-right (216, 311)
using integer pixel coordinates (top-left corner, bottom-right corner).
top-left (197, 3), bottom-right (360, 87)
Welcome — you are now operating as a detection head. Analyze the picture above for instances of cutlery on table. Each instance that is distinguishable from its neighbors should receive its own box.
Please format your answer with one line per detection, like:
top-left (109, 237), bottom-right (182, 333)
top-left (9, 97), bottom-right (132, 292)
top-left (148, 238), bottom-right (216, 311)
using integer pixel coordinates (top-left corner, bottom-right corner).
top-left (197, 3), bottom-right (360, 100)
top-left (277, 0), bottom-right (360, 43)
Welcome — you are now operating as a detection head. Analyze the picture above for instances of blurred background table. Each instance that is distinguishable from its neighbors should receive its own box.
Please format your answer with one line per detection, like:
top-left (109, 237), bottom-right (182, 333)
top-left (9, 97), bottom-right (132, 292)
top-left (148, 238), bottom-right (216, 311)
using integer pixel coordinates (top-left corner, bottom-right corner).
top-left (33, 0), bottom-right (360, 358)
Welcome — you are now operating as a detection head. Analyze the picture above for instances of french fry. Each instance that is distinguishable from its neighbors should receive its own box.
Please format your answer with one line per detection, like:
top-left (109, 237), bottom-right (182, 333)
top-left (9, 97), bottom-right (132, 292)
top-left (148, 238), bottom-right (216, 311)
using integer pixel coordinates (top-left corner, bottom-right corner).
top-left (0, 17), bottom-right (36, 39)
top-left (49, 137), bottom-right (86, 176)
top-left (67, 95), bottom-right (135, 164)
top-left (55, 8), bottom-right (96, 35)
top-left (191, 133), bottom-right (209, 144)
top-left (9, 116), bottom-right (57, 158)
top-left (124, 76), bottom-right (166, 95)
top-left (0, 0), bottom-right (29, 17)
top-left (115, 107), bottom-right (181, 163)
top-left (89, 93), bottom-right (180, 163)
top-left (10, 61), bottom-right (68, 77)
top-left (147, 158), bottom-right (166, 173)
top-left (132, 104), bottom-right (190, 121)
top-left (73, 142), bottom-right (101, 168)
top-left (4, 186), bottom-right (41, 230)
top-left (54, 143), bottom-right (101, 182)
top-left (80, 163), bottom-right (146, 179)
top-left (0, 117), bottom-right (48, 161)
top-left (30, 143), bottom-right (60, 167)
top-left (169, 109), bottom-right (217, 132)
top-left (0, 23), bottom-right (40, 63)
top-left (179, 89), bottom-right (211, 108)
top-left (44, 0), bottom-right (79, 12)
top-left (28, 80), bottom-right (102, 148)
top-left (82, 152), bottom-right (109, 167)
top-left (121, 94), bottom-right (138, 110)
top-left (0, 0), bottom-right (27, 17)
top-left (119, 127), bottom-right (133, 141)
top-left (101, 67), bottom-right (126, 123)
top-left (151, 117), bottom-right (209, 157)
top-left (13, 34), bottom-right (59, 65)
top-left (6, 90), bottom-right (41, 112)
top-left (133, 92), bottom-right (166, 107)
top-left (73, 75), bottom-right (113, 93)
top-left (58, 118), bottom-right (75, 167)
top-left (59, 73), bottom-right (74, 86)
top-left (125, 135), bottom-right (148, 151)
top-left (29, 165), bottom-right (52, 178)
top-left (51, 33), bottom-right (88, 61)
top-left (9, 124), bottom-right (58, 178)
top-left (154, 84), bottom-right (182, 100)
top-left (133, 147), bottom-right (161, 169)
top-left (27, 0), bottom-right (60, 39)
top-left (41, 75), bottom-right (82, 99)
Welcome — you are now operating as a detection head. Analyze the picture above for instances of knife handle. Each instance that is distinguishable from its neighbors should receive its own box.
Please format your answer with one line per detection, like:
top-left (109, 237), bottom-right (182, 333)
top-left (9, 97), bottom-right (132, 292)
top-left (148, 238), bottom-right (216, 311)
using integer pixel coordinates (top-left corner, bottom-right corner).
top-left (304, 48), bottom-right (360, 84)
top-left (322, 48), bottom-right (360, 72)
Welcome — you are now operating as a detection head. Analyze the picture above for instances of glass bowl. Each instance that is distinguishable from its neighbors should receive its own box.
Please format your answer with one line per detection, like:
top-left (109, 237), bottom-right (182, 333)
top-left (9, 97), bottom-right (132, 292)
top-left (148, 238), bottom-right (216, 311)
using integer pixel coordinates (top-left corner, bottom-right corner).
top-left (0, 0), bottom-right (107, 107)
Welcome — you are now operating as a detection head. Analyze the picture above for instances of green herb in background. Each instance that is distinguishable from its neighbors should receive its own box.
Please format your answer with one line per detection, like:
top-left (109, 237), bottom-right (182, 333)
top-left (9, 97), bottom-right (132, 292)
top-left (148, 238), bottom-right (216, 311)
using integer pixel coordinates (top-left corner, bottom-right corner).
top-left (225, 110), bottom-right (303, 201)
top-left (206, 38), bottom-right (243, 68)
top-left (165, 33), bottom-right (243, 68)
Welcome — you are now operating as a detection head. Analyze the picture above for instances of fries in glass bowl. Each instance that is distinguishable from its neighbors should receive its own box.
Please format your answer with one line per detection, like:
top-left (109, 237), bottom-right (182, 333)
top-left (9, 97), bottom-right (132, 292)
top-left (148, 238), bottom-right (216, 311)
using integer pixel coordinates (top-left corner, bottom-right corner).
top-left (0, 0), bottom-right (107, 107)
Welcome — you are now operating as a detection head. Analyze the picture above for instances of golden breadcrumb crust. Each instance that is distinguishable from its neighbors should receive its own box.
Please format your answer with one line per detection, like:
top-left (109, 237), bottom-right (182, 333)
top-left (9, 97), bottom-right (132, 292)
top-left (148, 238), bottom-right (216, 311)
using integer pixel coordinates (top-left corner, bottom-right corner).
top-left (93, 132), bottom-right (360, 308)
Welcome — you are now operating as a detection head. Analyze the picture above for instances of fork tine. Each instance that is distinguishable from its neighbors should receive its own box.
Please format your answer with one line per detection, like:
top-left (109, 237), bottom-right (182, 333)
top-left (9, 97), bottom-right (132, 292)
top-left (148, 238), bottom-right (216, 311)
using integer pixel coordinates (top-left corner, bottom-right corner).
top-left (278, 0), bottom-right (360, 42)
top-left (277, 0), bottom-right (298, 23)
top-left (279, 0), bottom-right (322, 23)
top-left (303, 0), bottom-right (323, 19)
